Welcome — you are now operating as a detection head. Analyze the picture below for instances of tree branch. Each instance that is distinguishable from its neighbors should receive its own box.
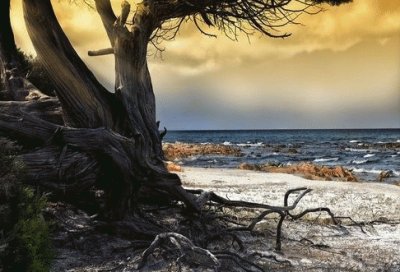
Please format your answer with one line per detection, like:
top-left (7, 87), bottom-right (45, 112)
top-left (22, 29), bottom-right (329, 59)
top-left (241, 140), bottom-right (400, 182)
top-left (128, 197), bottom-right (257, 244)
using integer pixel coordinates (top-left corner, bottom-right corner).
top-left (22, 0), bottom-right (118, 129)
top-left (88, 48), bottom-right (114, 56)
top-left (94, 0), bottom-right (118, 46)
top-left (151, 0), bottom-right (352, 40)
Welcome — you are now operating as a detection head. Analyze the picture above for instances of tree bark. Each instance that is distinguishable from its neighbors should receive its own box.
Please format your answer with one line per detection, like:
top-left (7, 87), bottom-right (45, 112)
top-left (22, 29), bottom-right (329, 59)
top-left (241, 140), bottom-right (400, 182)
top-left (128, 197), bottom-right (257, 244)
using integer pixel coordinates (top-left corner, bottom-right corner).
top-left (22, 0), bottom-right (119, 129)
top-left (0, 0), bottom-right (24, 101)
top-left (2, 0), bottom-right (203, 219)
top-left (0, 0), bottom-right (18, 69)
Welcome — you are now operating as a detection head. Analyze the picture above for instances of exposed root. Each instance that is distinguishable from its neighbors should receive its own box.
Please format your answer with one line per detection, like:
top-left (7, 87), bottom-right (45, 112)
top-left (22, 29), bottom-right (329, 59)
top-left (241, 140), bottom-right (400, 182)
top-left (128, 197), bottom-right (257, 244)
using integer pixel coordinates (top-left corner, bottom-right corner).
top-left (133, 187), bottom-right (344, 271)
top-left (214, 251), bottom-right (263, 272)
top-left (137, 232), bottom-right (220, 270)
top-left (188, 187), bottom-right (339, 251)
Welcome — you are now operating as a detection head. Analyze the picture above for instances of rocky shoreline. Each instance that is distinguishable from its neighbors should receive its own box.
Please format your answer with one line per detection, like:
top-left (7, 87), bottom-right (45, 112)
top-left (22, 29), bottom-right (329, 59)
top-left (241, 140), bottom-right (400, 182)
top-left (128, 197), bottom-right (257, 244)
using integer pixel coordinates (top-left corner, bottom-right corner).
top-left (163, 142), bottom-right (399, 185)
top-left (238, 162), bottom-right (359, 182)
top-left (163, 142), bottom-right (242, 160)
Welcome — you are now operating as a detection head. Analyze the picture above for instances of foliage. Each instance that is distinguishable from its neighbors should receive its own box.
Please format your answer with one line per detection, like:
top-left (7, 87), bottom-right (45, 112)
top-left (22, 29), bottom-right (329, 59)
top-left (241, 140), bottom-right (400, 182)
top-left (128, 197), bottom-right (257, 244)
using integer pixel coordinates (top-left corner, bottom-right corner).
top-left (0, 138), bottom-right (23, 196)
top-left (0, 138), bottom-right (53, 272)
top-left (2, 188), bottom-right (53, 272)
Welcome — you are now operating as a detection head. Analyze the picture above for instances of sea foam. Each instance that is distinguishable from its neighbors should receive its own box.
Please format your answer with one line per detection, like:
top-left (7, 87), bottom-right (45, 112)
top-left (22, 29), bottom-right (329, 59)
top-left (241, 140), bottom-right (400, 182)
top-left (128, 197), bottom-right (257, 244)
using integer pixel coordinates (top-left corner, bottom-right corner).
top-left (314, 158), bottom-right (339, 162)
top-left (345, 148), bottom-right (369, 152)
top-left (352, 159), bottom-right (368, 164)
top-left (237, 142), bottom-right (264, 147)
top-left (352, 168), bottom-right (382, 175)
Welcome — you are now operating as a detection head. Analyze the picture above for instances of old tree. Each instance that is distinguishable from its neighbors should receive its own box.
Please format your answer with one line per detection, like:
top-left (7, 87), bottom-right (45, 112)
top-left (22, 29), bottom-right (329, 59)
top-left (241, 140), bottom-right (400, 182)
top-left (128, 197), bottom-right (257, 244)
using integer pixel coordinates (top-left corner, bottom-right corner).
top-left (1, 0), bottom-right (351, 269)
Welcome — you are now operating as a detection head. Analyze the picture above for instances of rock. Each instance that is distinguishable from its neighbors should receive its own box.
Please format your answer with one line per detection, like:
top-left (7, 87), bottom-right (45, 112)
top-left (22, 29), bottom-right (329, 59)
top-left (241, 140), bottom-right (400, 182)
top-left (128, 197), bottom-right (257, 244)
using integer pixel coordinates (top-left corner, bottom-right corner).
top-left (238, 162), bottom-right (359, 182)
top-left (163, 143), bottom-right (242, 160)
top-left (165, 161), bottom-right (182, 172)
top-left (239, 163), bottom-right (262, 171)
top-left (378, 170), bottom-right (393, 182)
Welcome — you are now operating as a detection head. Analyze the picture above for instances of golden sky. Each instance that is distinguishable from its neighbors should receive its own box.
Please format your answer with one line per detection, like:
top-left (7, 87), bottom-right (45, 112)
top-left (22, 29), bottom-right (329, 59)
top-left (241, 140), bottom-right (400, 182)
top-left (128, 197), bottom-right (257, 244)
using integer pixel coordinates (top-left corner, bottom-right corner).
top-left (10, 0), bottom-right (400, 129)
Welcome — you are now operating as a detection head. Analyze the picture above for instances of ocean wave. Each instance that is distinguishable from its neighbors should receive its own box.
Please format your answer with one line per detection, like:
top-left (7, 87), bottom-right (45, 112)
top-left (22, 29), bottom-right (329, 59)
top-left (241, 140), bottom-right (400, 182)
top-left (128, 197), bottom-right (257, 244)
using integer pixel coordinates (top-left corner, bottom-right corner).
top-left (222, 141), bottom-right (232, 146)
top-left (351, 168), bottom-right (383, 175)
top-left (200, 142), bottom-right (211, 145)
top-left (363, 154), bottom-right (375, 158)
top-left (352, 168), bottom-right (400, 177)
top-left (313, 157), bottom-right (339, 162)
top-left (236, 142), bottom-right (264, 147)
top-left (352, 159), bottom-right (368, 164)
top-left (349, 140), bottom-right (360, 143)
top-left (345, 148), bottom-right (369, 152)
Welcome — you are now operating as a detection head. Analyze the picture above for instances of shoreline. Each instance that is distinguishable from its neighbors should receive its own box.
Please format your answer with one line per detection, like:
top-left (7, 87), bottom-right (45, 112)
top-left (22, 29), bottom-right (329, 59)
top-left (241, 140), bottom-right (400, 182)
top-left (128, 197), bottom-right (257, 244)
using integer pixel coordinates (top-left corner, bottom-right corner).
top-left (163, 142), bottom-right (400, 184)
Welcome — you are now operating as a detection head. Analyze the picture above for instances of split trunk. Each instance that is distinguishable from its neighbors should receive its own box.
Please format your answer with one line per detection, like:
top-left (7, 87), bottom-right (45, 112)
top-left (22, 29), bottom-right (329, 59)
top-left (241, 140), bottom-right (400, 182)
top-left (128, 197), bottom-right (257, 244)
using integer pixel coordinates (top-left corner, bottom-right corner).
top-left (0, 0), bottom-right (199, 219)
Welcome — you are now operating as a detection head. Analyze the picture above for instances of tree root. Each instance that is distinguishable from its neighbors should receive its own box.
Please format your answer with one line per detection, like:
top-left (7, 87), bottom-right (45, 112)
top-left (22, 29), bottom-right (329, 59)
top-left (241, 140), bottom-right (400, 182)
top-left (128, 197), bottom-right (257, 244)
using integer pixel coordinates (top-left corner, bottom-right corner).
top-left (134, 187), bottom-right (342, 271)
top-left (137, 232), bottom-right (220, 270)
top-left (188, 187), bottom-right (338, 251)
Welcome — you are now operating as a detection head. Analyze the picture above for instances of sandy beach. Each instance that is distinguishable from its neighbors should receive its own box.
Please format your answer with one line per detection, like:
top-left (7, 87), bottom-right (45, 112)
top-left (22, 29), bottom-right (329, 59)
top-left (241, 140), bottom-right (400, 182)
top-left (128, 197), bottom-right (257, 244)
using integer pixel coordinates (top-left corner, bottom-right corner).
top-left (177, 167), bottom-right (400, 271)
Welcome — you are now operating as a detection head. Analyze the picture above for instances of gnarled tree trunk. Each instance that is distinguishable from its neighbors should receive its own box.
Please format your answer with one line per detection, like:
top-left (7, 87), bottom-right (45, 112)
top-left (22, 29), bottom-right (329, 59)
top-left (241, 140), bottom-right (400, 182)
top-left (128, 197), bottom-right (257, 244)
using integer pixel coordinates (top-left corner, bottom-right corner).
top-left (0, 0), bottom-right (18, 77)
top-left (0, 0), bottom-right (200, 219)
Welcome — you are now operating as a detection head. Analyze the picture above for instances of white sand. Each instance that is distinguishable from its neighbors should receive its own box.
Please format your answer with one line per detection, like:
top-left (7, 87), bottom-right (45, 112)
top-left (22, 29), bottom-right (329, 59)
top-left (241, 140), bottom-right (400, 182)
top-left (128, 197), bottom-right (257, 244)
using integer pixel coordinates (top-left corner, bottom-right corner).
top-left (177, 167), bottom-right (400, 271)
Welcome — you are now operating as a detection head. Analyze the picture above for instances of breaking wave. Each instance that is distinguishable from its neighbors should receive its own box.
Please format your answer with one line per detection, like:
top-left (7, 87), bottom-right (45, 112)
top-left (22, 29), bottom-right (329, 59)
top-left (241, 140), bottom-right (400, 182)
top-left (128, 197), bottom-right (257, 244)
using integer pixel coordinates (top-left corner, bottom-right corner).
top-left (313, 157), bottom-right (339, 162)
top-left (352, 159), bottom-right (368, 164)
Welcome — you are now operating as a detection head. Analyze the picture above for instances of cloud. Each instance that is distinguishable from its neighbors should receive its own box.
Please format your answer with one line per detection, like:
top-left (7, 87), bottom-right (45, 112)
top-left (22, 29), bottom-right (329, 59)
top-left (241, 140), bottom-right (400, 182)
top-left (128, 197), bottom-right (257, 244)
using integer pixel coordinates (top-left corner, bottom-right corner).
top-left (9, 0), bottom-right (400, 129)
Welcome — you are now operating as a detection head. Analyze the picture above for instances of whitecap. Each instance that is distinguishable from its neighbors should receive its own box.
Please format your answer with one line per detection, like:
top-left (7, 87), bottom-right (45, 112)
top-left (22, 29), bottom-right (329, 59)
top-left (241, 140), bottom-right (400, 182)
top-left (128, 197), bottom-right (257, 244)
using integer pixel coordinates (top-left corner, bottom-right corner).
top-left (351, 168), bottom-right (382, 175)
top-left (236, 142), bottom-right (263, 147)
top-left (352, 159), bottom-right (368, 164)
top-left (222, 141), bottom-right (232, 146)
top-left (349, 140), bottom-right (359, 143)
top-left (200, 142), bottom-right (211, 145)
top-left (345, 148), bottom-right (369, 152)
top-left (397, 139), bottom-right (400, 143)
top-left (363, 154), bottom-right (375, 158)
top-left (313, 157), bottom-right (339, 162)
top-left (236, 143), bottom-right (248, 147)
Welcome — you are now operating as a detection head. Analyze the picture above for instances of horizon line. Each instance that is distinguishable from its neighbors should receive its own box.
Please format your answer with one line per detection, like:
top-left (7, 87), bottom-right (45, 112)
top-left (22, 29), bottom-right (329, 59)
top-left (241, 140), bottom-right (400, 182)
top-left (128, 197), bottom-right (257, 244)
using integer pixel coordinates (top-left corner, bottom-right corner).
top-left (166, 128), bottom-right (400, 132)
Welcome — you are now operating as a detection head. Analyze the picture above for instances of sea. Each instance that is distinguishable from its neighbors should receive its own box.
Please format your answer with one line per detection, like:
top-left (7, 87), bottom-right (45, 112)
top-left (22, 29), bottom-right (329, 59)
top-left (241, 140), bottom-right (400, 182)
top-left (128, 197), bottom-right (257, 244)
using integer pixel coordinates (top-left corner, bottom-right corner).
top-left (164, 129), bottom-right (400, 184)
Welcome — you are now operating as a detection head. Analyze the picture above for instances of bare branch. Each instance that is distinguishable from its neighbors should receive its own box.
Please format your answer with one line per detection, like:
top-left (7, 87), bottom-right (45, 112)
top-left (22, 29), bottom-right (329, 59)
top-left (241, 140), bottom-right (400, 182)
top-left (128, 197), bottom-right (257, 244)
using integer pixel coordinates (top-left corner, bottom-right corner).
top-left (88, 48), bottom-right (114, 56)
top-left (149, 0), bottom-right (352, 41)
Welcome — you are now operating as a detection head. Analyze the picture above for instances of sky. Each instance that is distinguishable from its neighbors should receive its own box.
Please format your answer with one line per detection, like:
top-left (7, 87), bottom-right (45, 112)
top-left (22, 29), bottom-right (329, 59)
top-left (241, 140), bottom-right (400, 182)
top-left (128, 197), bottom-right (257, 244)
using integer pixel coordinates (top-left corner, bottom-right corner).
top-left (10, 0), bottom-right (400, 130)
